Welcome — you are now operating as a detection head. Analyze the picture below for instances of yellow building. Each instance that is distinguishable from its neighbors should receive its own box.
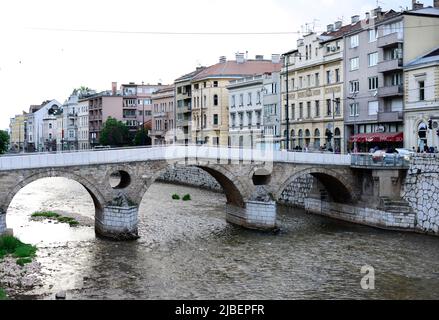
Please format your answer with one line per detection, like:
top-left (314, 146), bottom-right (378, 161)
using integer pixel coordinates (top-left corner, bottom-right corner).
top-left (281, 23), bottom-right (357, 153)
top-left (9, 113), bottom-right (27, 151)
top-left (191, 54), bottom-right (281, 146)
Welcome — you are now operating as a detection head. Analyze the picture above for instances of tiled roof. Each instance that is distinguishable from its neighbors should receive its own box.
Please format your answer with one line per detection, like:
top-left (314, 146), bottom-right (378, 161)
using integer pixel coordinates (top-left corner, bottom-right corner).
top-left (320, 21), bottom-right (362, 41)
top-left (175, 67), bottom-right (207, 82)
top-left (192, 60), bottom-right (282, 81)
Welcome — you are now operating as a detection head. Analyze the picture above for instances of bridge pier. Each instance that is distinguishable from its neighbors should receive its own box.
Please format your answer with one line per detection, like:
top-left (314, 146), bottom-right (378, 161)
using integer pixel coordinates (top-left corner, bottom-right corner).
top-left (95, 205), bottom-right (139, 241)
top-left (226, 201), bottom-right (277, 231)
top-left (0, 210), bottom-right (6, 236)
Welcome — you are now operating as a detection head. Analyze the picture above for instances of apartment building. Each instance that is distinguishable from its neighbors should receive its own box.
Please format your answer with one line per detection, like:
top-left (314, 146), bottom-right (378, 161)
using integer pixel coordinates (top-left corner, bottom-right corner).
top-left (345, 3), bottom-right (439, 152)
top-left (262, 72), bottom-right (282, 150)
top-left (9, 113), bottom-right (27, 152)
top-left (191, 54), bottom-right (281, 146)
top-left (151, 85), bottom-right (175, 145)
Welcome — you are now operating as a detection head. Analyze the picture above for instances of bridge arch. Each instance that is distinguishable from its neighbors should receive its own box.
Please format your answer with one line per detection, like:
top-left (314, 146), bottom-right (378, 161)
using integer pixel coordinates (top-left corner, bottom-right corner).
top-left (1, 169), bottom-right (106, 216)
top-left (148, 163), bottom-right (248, 208)
top-left (276, 167), bottom-right (356, 204)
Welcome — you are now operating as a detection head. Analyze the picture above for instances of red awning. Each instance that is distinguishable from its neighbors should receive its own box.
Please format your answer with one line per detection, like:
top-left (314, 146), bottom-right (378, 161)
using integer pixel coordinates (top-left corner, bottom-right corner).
top-left (349, 132), bottom-right (403, 143)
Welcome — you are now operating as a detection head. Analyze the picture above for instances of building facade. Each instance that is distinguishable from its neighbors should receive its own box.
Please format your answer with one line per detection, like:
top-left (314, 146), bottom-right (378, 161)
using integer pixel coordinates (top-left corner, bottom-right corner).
top-left (8, 113), bottom-right (27, 152)
top-left (262, 72), bottom-right (282, 150)
top-left (227, 75), bottom-right (264, 149)
top-left (191, 54), bottom-right (281, 146)
top-left (151, 85), bottom-right (175, 145)
top-left (404, 47), bottom-right (439, 151)
top-left (345, 4), bottom-right (439, 152)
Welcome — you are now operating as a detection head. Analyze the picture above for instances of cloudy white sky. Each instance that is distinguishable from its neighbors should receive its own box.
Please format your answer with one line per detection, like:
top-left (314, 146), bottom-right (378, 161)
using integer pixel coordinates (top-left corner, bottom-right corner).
top-left (0, 0), bottom-right (414, 129)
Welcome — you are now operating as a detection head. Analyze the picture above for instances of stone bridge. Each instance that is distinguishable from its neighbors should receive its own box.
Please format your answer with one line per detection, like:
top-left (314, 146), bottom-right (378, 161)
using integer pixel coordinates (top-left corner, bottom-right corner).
top-left (0, 146), bottom-right (408, 240)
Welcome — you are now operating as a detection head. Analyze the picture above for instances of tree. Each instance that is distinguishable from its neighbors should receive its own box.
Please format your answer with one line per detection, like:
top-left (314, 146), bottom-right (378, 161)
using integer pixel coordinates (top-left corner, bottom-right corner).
top-left (134, 129), bottom-right (152, 146)
top-left (99, 117), bottom-right (130, 147)
top-left (0, 130), bottom-right (9, 154)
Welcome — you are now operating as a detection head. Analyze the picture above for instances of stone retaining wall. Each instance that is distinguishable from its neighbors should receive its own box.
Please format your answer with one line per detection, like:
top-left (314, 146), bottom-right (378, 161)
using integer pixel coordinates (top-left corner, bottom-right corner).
top-left (402, 154), bottom-right (439, 234)
top-left (226, 202), bottom-right (277, 230)
top-left (278, 175), bottom-right (313, 208)
top-left (305, 198), bottom-right (416, 231)
top-left (157, 166), bottom-right (223, 192)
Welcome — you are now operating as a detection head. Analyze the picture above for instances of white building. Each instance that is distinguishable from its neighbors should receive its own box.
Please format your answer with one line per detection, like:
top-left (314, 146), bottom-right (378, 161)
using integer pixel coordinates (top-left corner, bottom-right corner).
top-left (404, 47), bottom-right (439, 151)
top-left (227, 75), bottom-right (264, 148)
top-left (262, 72), bottom-right (282, 150)
top-left (77, 99), bottom-right (89, 150)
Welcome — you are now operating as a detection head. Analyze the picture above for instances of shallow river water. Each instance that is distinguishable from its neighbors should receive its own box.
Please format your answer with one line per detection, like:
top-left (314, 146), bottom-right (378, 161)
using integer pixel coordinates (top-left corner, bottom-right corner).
top-left (3, 178), bottom-right (439, 299)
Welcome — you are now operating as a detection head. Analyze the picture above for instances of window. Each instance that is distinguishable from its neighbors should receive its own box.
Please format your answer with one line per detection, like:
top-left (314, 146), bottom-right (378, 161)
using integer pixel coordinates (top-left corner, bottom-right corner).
top-left (49, 123), bottom-right (52, 129)
top-left (368, 101), bottom-right (379, 115)
top-left (350, 80), bottom-right (360, 93)
top-left (335, 98), bottom-right (340, 115)
top-left (350, 103), bottom-right (359, 116)
top-left (247, 112), bottom-right (253, 126)
top-left (213, 114), bottom-right (218, 125)
top-left (383, 21), bottom-right (403, 36)
top-left (307, 75), bottom-right (311, 87)
top-left (213, 94), bottom-right (218, 106)
top-left (315, 101), bottom-right (320, 117)
top-left (368, 52), bottom-right (378, 67)
top-left (231, 95), bottom-right (236, 107)
top-left (368, 77), bottom-right (379, 90)
top-left (299, 103), bottom-right (303, 119)
top-left (350, 35), bottom-right (359, 48)
top-left (299, 77), bottom-right (303, 88)
top-left (307, 102), bottom-right (311, 118)
top-left (239, 94), bottom-right (244, 106)
top-left (391, 73), bottom-right (403, 86)
top-left (326, 99), bottom-right (332, 116)
top-left (213, 81), bottom-right (218, 88)
top-left (335, 69), bottom-right (340, 82)
top-left (419, 81), bottom-right (425, 101)
top-left (291, 104), bottom-right (295, 120)
top-left (368, 29), bottom-right (377, 42)
top-left (350, 57), bottom-right (359, 71)
top-left (326, 71), bottom-right (331, 84)
top-left (315, 73), bottom-right (320, 86)
top-left (247, 92), bottom-right (252, 105)
top-left (291, 78), bottom-right (295, 89)
top-left (257, 91), bottom-right (261, 104)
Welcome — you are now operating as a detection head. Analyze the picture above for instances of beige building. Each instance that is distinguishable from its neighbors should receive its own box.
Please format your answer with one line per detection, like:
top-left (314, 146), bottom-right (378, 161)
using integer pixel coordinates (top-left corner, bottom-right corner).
top-left (9, 113), bottom-right (27, 152)
top-left (281, 22), bottom-right (356, 153)
top-left (404, 47), bottom-right (439, 151)
top-left (191, 54), bottom-right (281, 146)
top-left (151, 85), bottom-right (175, 145)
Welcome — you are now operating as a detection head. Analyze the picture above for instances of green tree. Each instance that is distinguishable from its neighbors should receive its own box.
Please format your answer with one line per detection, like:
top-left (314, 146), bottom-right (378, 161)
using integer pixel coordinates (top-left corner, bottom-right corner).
top-left (0, 130), bottom-right (9, 154)
top-left (134, 129), bottom-right (152, 146)
top-left (99, 117), bottom-right (130, 147)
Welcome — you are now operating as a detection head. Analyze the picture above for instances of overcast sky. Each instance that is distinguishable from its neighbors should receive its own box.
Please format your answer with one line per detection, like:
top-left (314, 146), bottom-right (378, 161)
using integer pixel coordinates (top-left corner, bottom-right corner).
top-left (0, 0), bottom-right (414, 129)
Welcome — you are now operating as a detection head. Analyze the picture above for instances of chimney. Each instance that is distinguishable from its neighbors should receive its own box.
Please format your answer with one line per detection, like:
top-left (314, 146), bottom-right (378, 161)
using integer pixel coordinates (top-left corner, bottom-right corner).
top-left (365, 12), bottom-right (370, 20)
top-left (351, 15), bottom-right (360, 24)
top-left (235, 52), bottom-right (245, 64)
top-left (412, 0), bottom-right (424, 9)
top-left (327, 24), bottom-right (334, 32)
top-left (255, 55), bottom-right (264, 60)
top-left (334, 21), bottom-right (343, 30)
top-left (112, 82), bottom-right (117, 95)
top-left (372, 7), bottom-right (382, 17)
top-left (219, 56), bottom-right (226, 63)
top-left (271, 54), bottom-right (281, 64)
top-left (434, 0), bottom-right (439, 8)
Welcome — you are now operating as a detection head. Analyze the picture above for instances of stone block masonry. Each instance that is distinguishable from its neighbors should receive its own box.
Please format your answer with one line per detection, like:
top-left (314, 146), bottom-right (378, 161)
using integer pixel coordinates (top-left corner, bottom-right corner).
top-left (157, 166), bottom-right (223, 192)
top-left (95, 206), bottom-right (139, 240)
top-left (278, 175), bottom-right (313, 208)
top-left (0, 211), bottom-right (5, 236)
top-left (226, 201), bottom-right (277, 230)
top-left (305, 198), bottom-right (416, 231)
top-left (402, 154), bottom-right (439, 235)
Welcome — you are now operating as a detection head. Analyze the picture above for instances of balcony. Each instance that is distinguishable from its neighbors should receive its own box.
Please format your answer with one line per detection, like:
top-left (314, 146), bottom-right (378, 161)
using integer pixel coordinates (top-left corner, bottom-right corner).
top-left (377, 32), bottom-right (403, 48)
top-left (378, 85), bottom-right (404, 98)
top-left (377, 111), bottom-right (403, 122)
top-left (123, 114), bottom-right (137, 119)
top-left (378, 58), bottom-right (403, 73)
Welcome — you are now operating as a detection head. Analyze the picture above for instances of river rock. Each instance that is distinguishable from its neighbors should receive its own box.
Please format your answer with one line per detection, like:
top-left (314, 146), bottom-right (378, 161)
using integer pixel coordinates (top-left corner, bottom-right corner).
top-left (55, 291), bottom-right (66, 300)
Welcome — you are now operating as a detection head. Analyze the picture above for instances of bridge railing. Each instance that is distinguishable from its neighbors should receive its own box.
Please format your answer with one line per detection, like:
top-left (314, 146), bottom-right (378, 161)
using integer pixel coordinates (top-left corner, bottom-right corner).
top-left (0, 145), bottom-right (352, 171)
top-left (351, 153), bottom-right (410, 168)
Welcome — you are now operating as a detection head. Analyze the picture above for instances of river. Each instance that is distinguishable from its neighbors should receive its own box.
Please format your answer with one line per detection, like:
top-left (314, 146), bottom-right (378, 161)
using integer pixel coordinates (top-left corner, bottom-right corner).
top-left (3, 178), bottom-right (439, 299)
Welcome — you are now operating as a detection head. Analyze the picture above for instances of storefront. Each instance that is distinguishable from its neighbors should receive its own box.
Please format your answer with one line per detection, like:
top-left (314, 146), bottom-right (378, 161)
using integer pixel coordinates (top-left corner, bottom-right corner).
top-left (349, 132), bottom-right (404, 153)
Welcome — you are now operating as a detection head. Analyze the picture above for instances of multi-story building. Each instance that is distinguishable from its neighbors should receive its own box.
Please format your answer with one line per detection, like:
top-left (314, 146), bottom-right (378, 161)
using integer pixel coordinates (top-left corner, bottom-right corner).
top-left (281, 22), bottom-right (355, 153)
top-left (344, 3), bottom-right (439, 152)
top-left (262, 72), bottom-right (282, 150)
top-left (175, 67), bottom-right (206, 145)
top-left (25, 100), bottom-right (62, 152)
top-left (77, 98), bottom-right (90, 150)
top-left (227, 74), bottom-right (265, 149)
top-left (151, 85), bottom-right (175, 145)
top-left (191, 54), bottom-right (282, 146)
top-left (404, 46), bottom-right (439, 151)
top-left (9, 113), bottom-right (27, 152)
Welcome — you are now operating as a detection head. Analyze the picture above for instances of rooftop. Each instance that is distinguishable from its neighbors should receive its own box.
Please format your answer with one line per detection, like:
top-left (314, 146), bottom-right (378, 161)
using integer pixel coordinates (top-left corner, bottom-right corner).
top-left (405, 46), bottom-right (439, 68)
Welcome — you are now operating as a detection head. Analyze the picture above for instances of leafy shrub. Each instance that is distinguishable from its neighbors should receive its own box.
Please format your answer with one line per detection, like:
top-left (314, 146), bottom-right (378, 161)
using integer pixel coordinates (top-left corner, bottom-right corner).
top-left (0, 288), bottom-right (6, 300)
top-left (13, 244), bottom-right (37, 258)
top-left (16, 257), bottom-right (32, 266)
top-left (182, 194), bottom-right (191, 201)
top-left (172, 194), bottom-right (180, 200)
top-left (31, 211), bottom-right (60, 219)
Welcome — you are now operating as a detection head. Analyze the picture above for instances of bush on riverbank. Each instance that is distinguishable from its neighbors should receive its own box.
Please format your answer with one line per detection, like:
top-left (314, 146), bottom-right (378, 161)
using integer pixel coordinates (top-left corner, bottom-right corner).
top-left (31, 211), bottom-right (79, 227)
top-left (0, 288), bottom-right (6, 300)
top-left (182, 194), bottom-right (191, 201)
top-left (0, 235), bottom-right (37, 266)
top-left (172, 194), bottom-right (180, 200)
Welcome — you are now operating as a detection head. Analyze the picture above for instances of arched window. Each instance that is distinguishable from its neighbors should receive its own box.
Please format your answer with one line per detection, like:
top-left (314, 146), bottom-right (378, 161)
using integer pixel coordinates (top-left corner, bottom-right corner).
top-left (314, 128), bottom-right (320, 137)
top-left (203, 114), bottom-right (207, 128)
top-left (314, 129), bottom-right (321, 149)
top-left (335, 127), bottom-right (341, 136)
top-left (298, 129), bottom-right (304, 148)
top-left (213, 94), bottom-right (218, 106)
top-left (305, 129), bottom-right (311, 137)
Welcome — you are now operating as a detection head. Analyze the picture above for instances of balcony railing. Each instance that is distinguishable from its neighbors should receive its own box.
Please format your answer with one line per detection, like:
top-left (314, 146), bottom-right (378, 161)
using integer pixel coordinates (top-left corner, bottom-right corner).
top-left (377, 32), bottom-right (403, 48)
top-left (351, 153), bottom-right (409, 168)
top-left (378, 58), bottom-right (403, 73)
top-left (378, 85), bottom-right (404, 98)
top-left (378, 111), bottom-right (403, 122)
